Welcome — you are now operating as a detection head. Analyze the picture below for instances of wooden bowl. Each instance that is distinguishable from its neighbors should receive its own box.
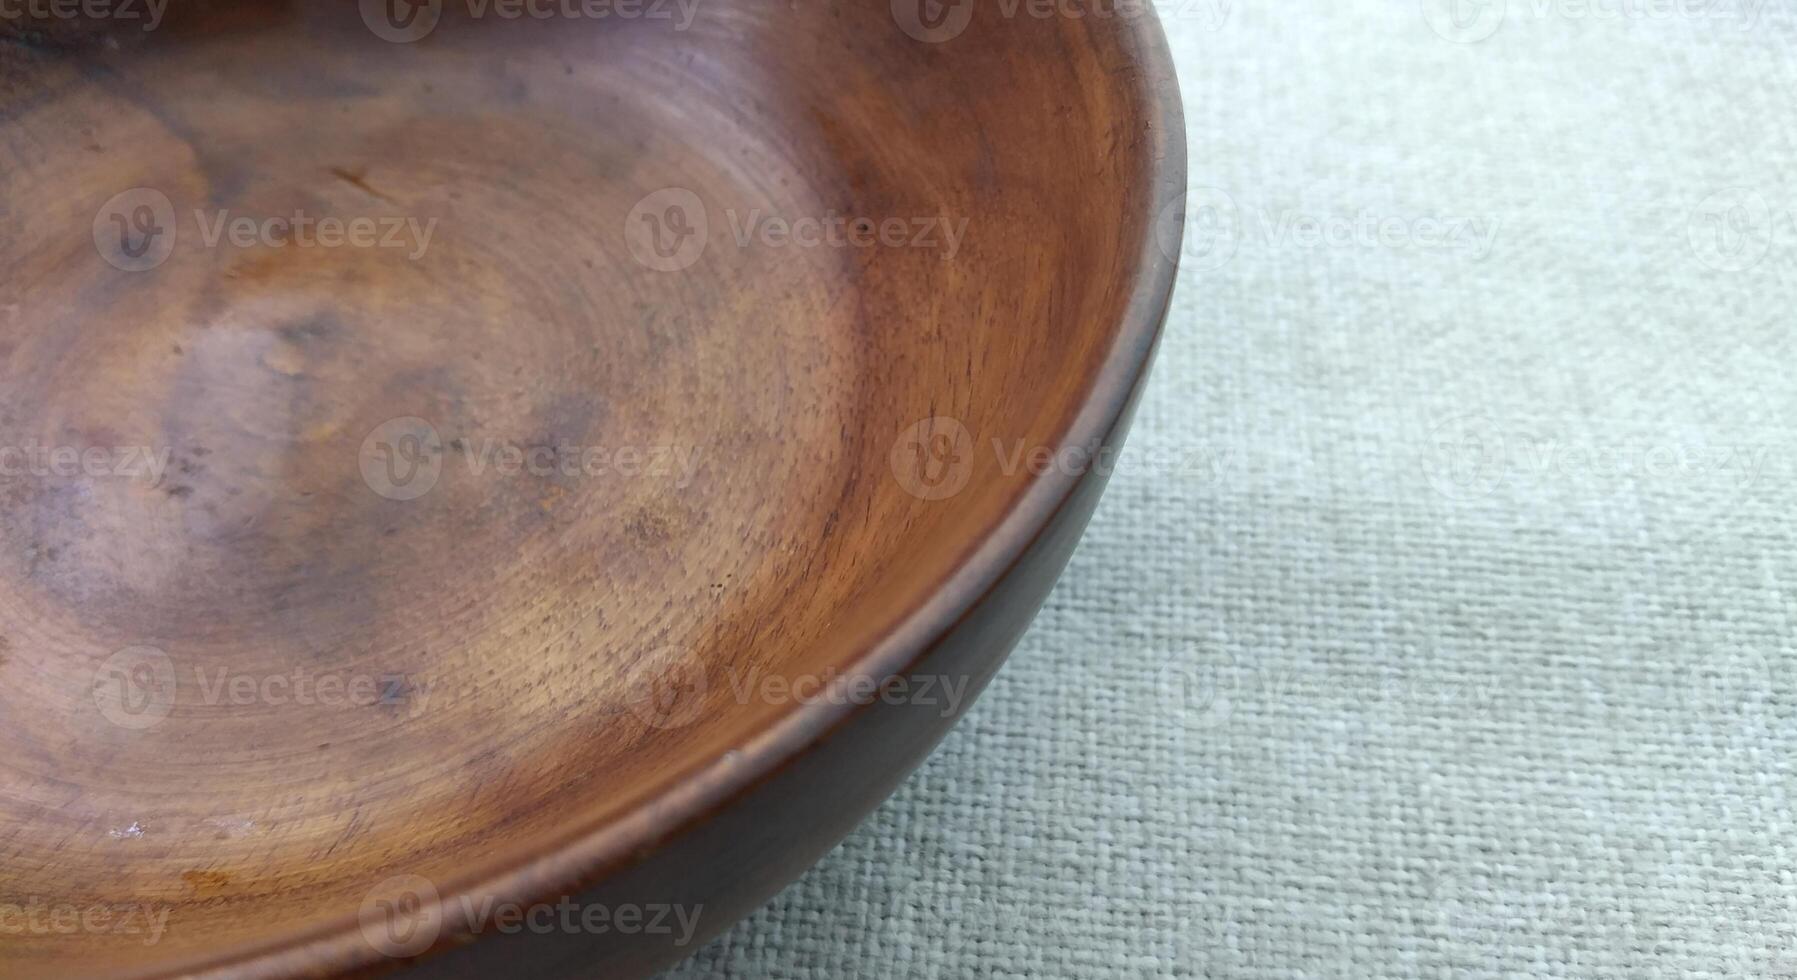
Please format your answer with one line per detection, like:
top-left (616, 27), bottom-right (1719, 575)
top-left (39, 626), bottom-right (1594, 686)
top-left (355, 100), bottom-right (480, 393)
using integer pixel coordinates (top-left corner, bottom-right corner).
top-left (0, 3), bottom-right (1183, 976)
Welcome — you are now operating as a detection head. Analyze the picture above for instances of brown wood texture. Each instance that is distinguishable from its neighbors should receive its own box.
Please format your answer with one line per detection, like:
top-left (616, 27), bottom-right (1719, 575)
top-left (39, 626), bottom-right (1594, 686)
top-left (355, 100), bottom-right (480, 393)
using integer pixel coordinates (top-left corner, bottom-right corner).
top-left (0, 2), bottom-right (1184, 976)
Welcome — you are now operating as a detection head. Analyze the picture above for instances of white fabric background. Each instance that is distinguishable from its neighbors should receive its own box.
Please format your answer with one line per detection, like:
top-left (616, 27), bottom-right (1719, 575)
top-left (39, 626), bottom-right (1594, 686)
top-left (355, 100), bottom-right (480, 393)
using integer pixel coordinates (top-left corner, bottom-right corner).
top-left (662, 2), bottom-right (1797, 976)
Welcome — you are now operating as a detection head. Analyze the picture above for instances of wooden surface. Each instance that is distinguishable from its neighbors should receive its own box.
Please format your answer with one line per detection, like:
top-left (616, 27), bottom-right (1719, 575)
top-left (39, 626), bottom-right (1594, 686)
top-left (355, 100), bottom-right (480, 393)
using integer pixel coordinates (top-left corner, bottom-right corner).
top-left (0, 2), bottom-right (1183, 976)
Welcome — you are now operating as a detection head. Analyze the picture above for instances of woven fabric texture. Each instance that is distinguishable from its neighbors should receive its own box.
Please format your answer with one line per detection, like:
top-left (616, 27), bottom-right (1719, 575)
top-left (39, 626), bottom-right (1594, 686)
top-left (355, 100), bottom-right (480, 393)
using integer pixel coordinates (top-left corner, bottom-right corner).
top-left (662, 2), bottom-right (1797, 976)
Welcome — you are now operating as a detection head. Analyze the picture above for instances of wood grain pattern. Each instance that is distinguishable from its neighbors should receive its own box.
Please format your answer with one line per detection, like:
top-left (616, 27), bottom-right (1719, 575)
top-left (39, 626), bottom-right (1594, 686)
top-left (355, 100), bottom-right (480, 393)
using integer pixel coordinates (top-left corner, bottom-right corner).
top-left (0, 2), bottom-right (1183, 976)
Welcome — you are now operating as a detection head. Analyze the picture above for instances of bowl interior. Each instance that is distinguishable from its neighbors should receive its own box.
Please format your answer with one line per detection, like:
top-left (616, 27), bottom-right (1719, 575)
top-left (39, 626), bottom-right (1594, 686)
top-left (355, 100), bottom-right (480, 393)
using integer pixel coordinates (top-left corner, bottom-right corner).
top-left (0, 3), bottom-right (1166, 974)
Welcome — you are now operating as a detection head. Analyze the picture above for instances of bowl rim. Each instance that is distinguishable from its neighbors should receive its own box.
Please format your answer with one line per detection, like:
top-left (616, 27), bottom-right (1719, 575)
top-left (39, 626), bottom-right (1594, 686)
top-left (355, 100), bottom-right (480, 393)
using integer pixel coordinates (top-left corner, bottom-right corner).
top-left (137, 11), bottom-right (1187, 978)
